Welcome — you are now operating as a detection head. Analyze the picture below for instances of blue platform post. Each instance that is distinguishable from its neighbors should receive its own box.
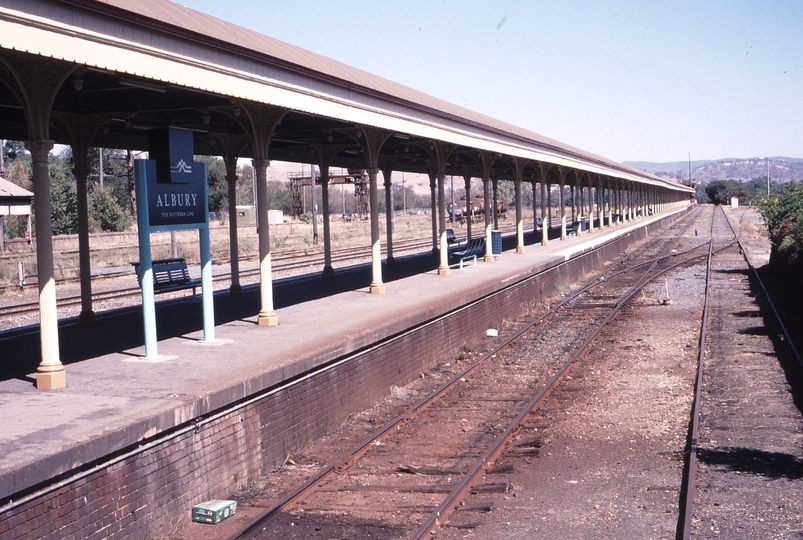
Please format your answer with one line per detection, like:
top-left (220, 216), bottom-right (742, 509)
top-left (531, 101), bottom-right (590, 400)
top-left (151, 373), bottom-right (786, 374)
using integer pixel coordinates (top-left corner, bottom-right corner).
top-left (199, 225), bottom-right (215, 342)
top-left (134, 160), bottom-right (159, 359)
top-left (198, 163), bottom-right (215, 342)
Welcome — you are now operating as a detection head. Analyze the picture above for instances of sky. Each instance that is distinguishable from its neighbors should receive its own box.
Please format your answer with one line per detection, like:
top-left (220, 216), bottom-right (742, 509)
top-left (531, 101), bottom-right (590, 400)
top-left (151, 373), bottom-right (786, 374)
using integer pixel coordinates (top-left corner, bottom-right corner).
top-left (176, 0), bottom-right (802, 164)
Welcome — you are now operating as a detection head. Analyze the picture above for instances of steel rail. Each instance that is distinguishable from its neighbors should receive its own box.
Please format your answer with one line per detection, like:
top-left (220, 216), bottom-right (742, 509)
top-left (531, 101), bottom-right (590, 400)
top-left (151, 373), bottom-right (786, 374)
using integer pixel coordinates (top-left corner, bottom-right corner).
top-left (411, 224), bottom-right (723, 538)
top-left (722, 209), bottom-right (802, 367)
top-left (675, 205), bottom-right (720, 539)
top-left (225, 210), bottom-right (705, 540)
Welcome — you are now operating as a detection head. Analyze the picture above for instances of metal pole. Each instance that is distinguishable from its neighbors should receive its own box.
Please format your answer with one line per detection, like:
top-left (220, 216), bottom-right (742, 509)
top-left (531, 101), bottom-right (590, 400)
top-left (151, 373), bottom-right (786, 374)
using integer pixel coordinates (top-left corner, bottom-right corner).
top-left (200, 225), bottom-right (215, 342)
top-left (402, 172), bottom-right (406, 214)
top-left (450, 175), bottom-right (455, 225)
top-left (767, 157), bottom-right (770, 196)
top-left (311, 164), bottom-right (318, 243)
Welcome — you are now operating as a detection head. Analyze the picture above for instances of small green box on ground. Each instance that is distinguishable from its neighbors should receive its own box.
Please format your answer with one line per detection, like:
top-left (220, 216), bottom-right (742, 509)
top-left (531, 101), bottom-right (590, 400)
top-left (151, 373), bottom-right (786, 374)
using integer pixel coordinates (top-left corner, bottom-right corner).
top-left (192, 499), bottom-right (237, 524)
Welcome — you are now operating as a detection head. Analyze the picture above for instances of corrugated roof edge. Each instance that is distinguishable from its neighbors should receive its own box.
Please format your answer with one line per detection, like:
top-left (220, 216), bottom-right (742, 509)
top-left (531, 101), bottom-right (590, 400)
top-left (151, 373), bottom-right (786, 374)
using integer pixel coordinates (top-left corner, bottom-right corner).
top-left (0, 177), bottom-right (34, 198)
top-left (51, 0), bottom-right (688, 189)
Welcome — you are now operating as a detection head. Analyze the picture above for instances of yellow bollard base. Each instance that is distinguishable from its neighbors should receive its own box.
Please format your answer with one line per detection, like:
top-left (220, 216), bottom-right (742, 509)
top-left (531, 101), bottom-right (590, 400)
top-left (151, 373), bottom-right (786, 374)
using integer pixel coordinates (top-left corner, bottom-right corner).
top-left (516, 246), bottom-right (526, 254)
top-left (541, 240), bottom-right (549, 247)
top-left (561, 235), bottom-right (568, 241)
top-left (484, 255), bottom-right (495, 263)
top-left (258, 311), bottom-right (279, 326)
top-left (438, 266), bottom-right (451, 276)
top-left (370, 284), bottom-right (386, 294)
top-left (36, 369), bottom-right (66, 390)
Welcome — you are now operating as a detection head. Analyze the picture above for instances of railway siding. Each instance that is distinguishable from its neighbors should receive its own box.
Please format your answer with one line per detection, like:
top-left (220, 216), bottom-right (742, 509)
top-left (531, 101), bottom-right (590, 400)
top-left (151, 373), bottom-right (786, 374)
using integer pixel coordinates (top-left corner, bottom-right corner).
top-left (692, 210), bottom-right (803, 538)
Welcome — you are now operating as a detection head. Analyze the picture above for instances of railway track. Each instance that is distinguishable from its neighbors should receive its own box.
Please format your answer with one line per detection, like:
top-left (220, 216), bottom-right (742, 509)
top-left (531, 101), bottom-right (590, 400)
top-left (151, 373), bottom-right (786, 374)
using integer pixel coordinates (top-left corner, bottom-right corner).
top-left (220, 208), bottom-right (743, 539)
top-left (675, 206), bottom-right (803, 539)
top-left (0, 234), bottom-right (454, 319)
top-left (0, 225), bottom-right (520, 321)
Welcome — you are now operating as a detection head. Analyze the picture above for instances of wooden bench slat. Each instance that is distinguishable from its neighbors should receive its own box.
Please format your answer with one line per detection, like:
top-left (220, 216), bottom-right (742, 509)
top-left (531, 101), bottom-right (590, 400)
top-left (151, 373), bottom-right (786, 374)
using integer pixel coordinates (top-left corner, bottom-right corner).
top-left (132, 257), bottom-right (201, 297)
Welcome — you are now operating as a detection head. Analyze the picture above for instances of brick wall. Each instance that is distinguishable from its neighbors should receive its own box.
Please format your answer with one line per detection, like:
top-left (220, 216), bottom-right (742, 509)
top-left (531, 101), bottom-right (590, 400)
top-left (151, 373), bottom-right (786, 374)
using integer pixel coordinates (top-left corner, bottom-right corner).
top-left (0, 212), bottom-right (684, 538)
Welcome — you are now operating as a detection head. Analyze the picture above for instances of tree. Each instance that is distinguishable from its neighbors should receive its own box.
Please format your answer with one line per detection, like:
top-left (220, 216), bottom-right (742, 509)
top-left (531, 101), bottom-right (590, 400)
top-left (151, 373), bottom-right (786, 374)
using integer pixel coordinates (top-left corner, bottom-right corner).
top-left (48, 150), bottom-right (78, 235)
top-left (195, 156), bottom-right (228, 214)
top-left (705, 179), bottom-right (760, 205)
top-left (89, 186), bottom-right (131, 232)
top-left (755, 181), bottom-right (803, 271)
top-left (49, 175), bottom-right (78, 235)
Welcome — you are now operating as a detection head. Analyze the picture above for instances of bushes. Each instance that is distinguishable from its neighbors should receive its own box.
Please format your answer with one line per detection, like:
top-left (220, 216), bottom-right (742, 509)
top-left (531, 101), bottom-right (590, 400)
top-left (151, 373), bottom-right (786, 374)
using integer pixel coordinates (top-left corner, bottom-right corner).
top-left (89, 187), bottom-right (131, 232)
top-left (755, 182), bottom-right (803, 272)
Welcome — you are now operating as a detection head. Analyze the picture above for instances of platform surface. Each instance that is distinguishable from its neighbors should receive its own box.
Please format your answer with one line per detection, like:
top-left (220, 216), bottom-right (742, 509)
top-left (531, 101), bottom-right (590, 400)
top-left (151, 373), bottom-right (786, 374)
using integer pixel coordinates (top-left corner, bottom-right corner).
top-left (0, 211), bottom-right (681, 499)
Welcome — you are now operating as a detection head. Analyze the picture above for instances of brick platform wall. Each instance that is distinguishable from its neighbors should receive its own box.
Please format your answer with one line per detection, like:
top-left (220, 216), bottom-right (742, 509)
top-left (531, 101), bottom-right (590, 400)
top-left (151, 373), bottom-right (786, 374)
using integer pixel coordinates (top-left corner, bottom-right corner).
top-left (0, 212), bottom-right (686, 539)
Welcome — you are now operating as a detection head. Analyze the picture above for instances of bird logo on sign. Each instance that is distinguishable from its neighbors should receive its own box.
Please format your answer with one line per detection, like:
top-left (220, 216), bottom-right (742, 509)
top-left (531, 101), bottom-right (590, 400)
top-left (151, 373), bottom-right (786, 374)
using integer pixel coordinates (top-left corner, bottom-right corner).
top-left (171, 159), bottom-right (193, 174)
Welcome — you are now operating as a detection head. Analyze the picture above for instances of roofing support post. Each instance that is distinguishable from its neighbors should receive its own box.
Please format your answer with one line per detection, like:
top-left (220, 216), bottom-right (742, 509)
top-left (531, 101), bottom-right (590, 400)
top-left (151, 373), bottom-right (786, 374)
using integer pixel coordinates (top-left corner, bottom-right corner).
top-left (225, 174), bottom-right (242, 294)
top-left (253, 158), bottom-right (278, 326)
top-left (483, 176), bottom-right (494, 262)
top-left (429, 173), bottom-right (438, 255)
top-left (541, 180), bottom-right (549, 246)
top-left (437, 174), bottom-right (450, 275)
top-left (30, 140), bottom-right (65, 389)
top-left (627, 183), bottom-right (633, 221)
top-left (463, 171), bottom-right (473, 242)
top-left (50, 112), bottom-right (111, 323)
top-left (209, 132), bottom-right (249, 294)
top-left (587, 176), bottom-right (595, 233)
top-left (597, 175), bottom-right (605, 229)
top-left (573, 182), bottom-right (582, 237)
top-left (607, 180), bottom-right (613, 227)
top-left (309, 143), bottom-right (345, 279)
top-left (559, 169), bottom-right (567, 241)
top-left (74, 166), bottom-right (95, 323)
top-left (310, 165), bottom-right (318, 244)
top-left (382, 166), bottom-right (395, 265)
top-left (515, 178), bottom-right (524, 253)
top-left (491, 173), bottom-right (500, 231)
top-left (320, 164), bottom-right (334, 278)
top-left (368, 168), bottom-right (385, 293)
top-left (530, 180), bottom-right (538, 234)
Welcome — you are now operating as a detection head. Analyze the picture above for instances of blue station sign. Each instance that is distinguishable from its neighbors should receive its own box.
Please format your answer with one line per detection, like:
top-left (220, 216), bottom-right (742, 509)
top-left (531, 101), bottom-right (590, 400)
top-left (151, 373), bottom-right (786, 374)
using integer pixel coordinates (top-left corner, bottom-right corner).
top-left (146, 128), bottom-right (207, 228)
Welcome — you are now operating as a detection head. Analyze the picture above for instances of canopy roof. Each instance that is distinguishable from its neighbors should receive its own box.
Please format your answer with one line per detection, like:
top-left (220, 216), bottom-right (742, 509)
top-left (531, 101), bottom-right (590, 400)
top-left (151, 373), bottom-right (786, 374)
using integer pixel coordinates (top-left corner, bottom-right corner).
top-left (0, 0), bottom-right (692, 191)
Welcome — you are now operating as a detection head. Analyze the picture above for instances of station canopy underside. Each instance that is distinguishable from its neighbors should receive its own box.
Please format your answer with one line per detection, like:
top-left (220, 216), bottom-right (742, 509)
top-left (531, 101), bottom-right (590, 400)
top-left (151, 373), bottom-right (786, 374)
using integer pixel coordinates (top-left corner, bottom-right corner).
top-left (0, 0), bottom-right (692, 192)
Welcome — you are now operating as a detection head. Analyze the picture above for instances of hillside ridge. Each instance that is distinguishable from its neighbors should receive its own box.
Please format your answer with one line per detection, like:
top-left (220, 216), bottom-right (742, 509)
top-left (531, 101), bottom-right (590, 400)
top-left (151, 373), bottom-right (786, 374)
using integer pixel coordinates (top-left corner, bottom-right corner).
top-left (624, 157), bottom-right (803, 183)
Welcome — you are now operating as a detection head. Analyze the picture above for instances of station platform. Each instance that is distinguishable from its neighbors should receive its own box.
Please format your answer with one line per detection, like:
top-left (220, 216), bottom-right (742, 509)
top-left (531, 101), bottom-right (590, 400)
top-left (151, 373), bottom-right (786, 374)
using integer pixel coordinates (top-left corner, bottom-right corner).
top-left (0, 210), bottom-right (687, 503)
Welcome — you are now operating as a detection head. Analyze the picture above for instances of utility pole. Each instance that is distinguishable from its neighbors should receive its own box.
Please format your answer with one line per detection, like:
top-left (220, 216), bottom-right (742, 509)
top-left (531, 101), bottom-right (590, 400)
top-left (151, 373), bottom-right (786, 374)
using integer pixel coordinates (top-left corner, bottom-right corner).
top-left (99, 147), bottom-right (104, 189)
top-left (310, 164), bottom-right (318, 243)
top-left (402, 172), bottom-right (406, 214)
top-left (767, 157), bottom-right (770, 196)
top-left (688, 152), bottom-right (691, 185)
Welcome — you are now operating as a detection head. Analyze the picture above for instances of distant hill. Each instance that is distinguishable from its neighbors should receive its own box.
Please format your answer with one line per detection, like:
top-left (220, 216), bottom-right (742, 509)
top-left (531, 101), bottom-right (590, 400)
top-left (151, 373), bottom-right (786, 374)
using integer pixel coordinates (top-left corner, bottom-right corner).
top-left (624, 160), bottom-right (715, 175)
top-left (624, 157), bottom-right (803, 184)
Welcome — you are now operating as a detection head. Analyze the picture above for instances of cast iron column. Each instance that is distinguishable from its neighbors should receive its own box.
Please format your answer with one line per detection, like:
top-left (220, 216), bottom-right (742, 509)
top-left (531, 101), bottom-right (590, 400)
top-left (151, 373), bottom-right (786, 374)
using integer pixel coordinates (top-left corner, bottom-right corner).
top-left (29, 140), bottom-right (65, 388)
top-left (253, 158), bottom-right (278, 325)
top-left (368, 168), bottom-right (385, 293)
top-left (437, 174), bottom-right (450, 275)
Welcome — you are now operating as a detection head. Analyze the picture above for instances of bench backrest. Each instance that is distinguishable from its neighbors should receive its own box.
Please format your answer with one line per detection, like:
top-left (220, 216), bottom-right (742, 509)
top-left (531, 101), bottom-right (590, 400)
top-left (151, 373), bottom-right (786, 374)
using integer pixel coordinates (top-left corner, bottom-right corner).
top-left (133, 258), bottom-right (191, 286)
